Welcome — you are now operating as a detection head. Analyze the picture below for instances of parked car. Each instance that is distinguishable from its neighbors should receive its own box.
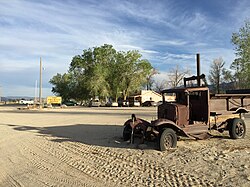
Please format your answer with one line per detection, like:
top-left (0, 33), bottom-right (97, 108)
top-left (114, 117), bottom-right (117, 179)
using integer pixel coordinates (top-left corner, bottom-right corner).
top-left (157, 101), bottom-right (163, 106)
top-left (129, 100), bottom-right (140, 107)
top-left (105, 101), bottom-right (118, 107)
top-left (118, 100), bottom-right (129, 107)
top-left (142, 101), bottom-right (157, 107)
top-left (134, 100), bottom-right (140, 107)
top-left (62, 100), bottom-right (78, 106)
top-left (19, 100), bottom-right (34, 105)
top-left (111, 102), bottom-right (119, 107)
top-left (90, 99), bottom-right (101, 107)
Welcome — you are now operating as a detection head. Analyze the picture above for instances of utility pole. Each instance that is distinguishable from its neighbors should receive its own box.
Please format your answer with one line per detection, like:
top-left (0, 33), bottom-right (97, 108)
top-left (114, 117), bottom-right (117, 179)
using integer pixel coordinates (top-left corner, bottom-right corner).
top-left (34, 80), bottom-right (38, 104)
top-left (39, 57), bottom-right (42, 109)
top-left (0, 85), bottom-right (2, 103)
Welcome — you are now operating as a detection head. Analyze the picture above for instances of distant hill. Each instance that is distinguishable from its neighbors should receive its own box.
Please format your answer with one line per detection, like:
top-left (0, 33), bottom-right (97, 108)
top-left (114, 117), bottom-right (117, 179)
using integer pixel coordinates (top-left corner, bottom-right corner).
top-left (2, 96), bottom-right (36, 101)
top-left (0, 97), bottom-right (8, 102)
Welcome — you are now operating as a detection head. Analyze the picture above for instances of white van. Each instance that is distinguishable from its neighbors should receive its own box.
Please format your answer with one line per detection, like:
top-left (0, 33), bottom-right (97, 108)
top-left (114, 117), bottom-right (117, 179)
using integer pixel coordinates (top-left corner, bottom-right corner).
top-left (19, 100), bottom-right (34, 105)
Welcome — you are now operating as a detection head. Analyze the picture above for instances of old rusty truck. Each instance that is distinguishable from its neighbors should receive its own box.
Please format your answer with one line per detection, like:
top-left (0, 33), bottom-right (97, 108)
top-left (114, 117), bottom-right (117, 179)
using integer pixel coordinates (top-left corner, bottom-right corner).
top-left (123, 54), bottom-right (249, 151)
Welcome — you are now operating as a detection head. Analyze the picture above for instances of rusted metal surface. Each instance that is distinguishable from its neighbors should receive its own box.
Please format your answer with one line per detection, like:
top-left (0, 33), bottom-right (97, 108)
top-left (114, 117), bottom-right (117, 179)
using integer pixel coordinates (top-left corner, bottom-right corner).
top-left (150, 118), bottom-right (191, 138)
top-left (123, 116), bottom-right (151, 143)
top-left (162, 86), bottom-right (209, 94)
top-left (183, 53), bottom-right (208, 87)
top-left (211, 94), bottom-right (250, 111)
top-left (124, 85), bottom-right (248, 146)
top-left (123, 54), bottom-right (248, 150)
top-left (182, 122), bottom-right (209, 135)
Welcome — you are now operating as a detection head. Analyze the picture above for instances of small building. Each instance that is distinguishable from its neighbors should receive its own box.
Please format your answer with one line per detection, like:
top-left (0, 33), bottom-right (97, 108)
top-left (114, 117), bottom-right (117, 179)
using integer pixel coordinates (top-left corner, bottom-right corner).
top-left (131, 90), bottom-right (162, 103)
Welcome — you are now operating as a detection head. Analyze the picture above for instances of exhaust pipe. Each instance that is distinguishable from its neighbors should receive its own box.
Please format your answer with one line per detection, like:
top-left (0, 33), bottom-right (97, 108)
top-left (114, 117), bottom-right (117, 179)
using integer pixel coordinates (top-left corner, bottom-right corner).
top-left (196, 53), bottom-right (200, 87)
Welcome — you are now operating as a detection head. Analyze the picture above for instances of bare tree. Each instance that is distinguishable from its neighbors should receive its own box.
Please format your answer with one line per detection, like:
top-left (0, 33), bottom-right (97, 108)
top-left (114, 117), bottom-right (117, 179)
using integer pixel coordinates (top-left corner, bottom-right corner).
top-left (154, 79), bottom-right (168, 93)
top-left (208, 57), bottom-right (225, 94)
top-left (168, 65), bottom-right (190, 88)
top-left (145, 68), bottom-right (158, 90)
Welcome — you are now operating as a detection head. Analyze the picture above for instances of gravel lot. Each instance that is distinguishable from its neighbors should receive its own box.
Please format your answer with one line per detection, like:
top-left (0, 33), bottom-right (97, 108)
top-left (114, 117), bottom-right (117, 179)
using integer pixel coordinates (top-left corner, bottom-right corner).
top-left (0, 105), bottom-right (249, 187)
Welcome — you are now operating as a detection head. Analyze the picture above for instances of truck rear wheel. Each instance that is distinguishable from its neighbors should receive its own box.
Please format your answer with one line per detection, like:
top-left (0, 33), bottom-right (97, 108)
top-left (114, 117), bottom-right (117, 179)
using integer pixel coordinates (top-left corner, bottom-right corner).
top-left (159, 128), bottom-right (177, 151)
top-left (228, 118), bottom-right (246, 139)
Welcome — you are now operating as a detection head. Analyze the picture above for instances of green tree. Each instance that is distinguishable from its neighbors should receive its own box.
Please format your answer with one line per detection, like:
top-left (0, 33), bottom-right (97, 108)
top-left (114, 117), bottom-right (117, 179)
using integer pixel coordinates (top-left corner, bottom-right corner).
top-left (119, 50), bottom-right (153, 100)
top-left (107, 55), bottom-right (123, 102)
top-left (50, 44), bottom-right (154, 102)
top-left (231, 20), bottom-right (250, 89)
top-left (69, 44), bottom-right (116, 100)
top-left (49, 73), bottom-right (72, 101)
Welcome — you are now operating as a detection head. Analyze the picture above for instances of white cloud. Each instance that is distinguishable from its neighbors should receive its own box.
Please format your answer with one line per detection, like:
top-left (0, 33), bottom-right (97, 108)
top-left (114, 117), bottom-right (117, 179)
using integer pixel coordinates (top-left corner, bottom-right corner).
top-left (0, 0), bottom-right (250, 96)
top-left (0, 59), bottom-right (34, 72)
top-left (1, 84), bottom-right (53, 98)
top-left (112, 1), bottom-right (173, 26)
top-left (153, 71), bottom-right (169, 82)
top-left (163, 53), bottom-right (194, 60)
top-left (159, 40), bottom-right (188, 46)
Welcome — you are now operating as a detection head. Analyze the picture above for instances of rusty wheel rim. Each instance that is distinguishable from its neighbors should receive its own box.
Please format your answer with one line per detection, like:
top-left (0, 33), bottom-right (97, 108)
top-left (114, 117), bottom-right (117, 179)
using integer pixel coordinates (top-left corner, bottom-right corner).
top-left (236, 122), bottom-right (245, 137)
top-left (163, 133), bottom-right (174, 148)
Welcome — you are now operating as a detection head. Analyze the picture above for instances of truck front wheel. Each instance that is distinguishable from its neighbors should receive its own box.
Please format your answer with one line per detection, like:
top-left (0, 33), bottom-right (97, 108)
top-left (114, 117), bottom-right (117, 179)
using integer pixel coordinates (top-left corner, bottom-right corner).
top-left (159, 128), bottom-right (177, 151)
top-left (123, 124), bottom-right (132, 141)
top-left (229, 118), bottom-right (246, 139)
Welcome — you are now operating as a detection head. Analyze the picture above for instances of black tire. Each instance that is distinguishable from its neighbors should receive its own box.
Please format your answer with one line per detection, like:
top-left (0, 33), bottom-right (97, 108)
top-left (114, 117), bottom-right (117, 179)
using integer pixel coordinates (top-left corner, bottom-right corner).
top-left (159, 128), bottom-right (177, 151)
top-left (228, 118), bottom-right (246, 139)
top-left (123, 124), bottom-right (132, 141)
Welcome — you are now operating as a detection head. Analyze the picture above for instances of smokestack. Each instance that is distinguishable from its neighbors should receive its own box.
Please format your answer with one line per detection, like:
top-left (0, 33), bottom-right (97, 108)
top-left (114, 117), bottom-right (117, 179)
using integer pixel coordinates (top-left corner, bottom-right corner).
top-left (196, 53), bottom-right (200, 86)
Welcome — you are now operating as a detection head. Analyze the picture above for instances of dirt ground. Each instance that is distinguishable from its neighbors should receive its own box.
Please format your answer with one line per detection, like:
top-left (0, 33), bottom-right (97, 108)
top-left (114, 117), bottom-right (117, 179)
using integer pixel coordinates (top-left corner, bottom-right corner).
top-left (0, 105), bottom-right (250, 187)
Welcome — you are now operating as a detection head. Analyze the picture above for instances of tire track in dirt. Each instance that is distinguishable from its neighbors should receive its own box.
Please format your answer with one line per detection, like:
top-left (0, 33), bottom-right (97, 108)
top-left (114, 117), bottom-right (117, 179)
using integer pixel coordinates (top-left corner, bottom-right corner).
top-left (0, 125), bottom-right (96, 187)
top-left (29, 135), bottom-right (213, 187)
top-left (2, 108), bottom-right (250, 187)
top-left (18, 138), bottom-right (98, 187)
top-left (1, 123), bottom-right (214, 187)
top-left (168, 139), bottom-right (250, 186)
top-left (0, 172), bottom-right (22, 187)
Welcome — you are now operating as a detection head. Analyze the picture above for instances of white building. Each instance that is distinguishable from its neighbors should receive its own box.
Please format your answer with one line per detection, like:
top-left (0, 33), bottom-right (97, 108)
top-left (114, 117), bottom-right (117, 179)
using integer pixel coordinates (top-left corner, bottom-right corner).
top-left (132, 90), bottom-right (162, 103)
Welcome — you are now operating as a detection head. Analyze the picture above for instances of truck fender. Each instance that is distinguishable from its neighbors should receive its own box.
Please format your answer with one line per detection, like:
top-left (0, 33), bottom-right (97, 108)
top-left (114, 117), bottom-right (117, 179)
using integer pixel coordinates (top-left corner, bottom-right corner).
top-left (123, 117), bottom-right (150, 141)
top-left (232, 107), bottom-right (249, 114)
top-left (151, 119), bottom-right (190, 138)
top-left (123, 118), bottom-right (150, 130)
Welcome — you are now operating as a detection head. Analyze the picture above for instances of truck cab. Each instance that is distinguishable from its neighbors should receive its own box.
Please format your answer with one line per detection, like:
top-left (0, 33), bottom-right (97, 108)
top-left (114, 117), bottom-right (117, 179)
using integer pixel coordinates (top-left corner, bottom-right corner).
top-left (158, 87), bottom-right (209, 128)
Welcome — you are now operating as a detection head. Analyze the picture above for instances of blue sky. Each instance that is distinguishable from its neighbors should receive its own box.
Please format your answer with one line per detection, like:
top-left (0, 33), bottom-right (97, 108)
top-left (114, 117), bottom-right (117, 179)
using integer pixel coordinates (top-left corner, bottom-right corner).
top-left (0, 0), bottom-right (250, 97)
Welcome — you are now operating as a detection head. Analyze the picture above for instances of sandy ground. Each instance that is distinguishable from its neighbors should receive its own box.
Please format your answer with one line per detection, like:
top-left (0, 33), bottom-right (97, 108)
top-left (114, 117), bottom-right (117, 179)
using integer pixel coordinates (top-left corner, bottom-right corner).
top-left (0, 105), bottom-right (250, 187)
